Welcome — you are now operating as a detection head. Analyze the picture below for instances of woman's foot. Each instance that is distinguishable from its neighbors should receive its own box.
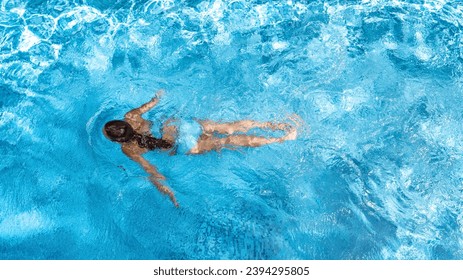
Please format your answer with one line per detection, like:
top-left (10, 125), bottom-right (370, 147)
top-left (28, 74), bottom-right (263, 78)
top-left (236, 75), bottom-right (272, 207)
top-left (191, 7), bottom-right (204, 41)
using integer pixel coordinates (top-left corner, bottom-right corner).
top-left (282, 127), bottom-right (297, 141)
top-left (281, 114), bottom-right (303, 141)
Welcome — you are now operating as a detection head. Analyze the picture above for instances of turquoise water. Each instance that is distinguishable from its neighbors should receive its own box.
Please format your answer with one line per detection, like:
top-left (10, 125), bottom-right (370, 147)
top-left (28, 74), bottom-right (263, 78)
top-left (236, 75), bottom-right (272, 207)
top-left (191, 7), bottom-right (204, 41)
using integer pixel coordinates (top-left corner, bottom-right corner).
top-left (1, 0), bottom-right (463, 259)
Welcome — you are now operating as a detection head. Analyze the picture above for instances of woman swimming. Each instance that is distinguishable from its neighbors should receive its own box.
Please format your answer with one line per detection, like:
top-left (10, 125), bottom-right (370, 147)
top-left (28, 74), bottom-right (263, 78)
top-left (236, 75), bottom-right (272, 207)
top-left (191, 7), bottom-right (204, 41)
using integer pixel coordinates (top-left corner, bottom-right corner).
top-left (103, 90), bottom-right (300, 207)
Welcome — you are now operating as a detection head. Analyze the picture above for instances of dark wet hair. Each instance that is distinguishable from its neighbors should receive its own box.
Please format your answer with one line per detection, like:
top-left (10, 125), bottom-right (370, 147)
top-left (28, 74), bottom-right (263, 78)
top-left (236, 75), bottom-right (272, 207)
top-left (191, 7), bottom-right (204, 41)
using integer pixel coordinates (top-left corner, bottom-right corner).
top-left (104, 120), bottom-right (173, 150)
top-left (132, 133), bottom-right (173, 150)
top-left (104, 120), bottom-right (134, 143)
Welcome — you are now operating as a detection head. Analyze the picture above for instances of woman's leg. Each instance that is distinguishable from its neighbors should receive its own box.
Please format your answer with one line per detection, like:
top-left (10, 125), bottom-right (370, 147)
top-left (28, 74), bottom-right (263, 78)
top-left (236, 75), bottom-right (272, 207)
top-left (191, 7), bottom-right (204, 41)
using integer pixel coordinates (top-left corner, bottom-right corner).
top-left (198, 119), bottom-right (290, 135)
top-left (190, 126), bottom-right (297, 154)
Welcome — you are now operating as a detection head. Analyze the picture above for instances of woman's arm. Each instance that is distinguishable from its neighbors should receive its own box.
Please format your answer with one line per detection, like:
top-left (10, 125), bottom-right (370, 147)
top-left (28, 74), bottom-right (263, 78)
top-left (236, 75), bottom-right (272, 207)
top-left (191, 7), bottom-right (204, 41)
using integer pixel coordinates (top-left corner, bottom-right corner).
top-left (124, 89), bottom-right (165, 119)
top-left (122, 145), bottom-right (179, 207)
top-left (124, 89), bottom-right (164, 134)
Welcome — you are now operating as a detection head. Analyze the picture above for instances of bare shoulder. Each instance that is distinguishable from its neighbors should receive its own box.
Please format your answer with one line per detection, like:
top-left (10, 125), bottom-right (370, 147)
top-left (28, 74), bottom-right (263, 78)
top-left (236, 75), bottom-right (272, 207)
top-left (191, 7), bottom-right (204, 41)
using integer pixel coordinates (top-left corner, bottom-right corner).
top-left (125, 112), bottom-right (153, 135)
top-left (124, 110), bottom-right (141, 127)
top-left (122, 142), bottom-right (147, 157)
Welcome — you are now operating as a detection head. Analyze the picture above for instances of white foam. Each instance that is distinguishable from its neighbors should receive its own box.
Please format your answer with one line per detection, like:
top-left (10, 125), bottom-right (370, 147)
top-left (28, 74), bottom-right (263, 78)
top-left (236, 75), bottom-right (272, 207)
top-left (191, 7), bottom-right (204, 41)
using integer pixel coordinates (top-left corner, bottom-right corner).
top-left (400, 167), bottom-right (413, 188)
top-left (294, 3), bottom-right (308, 15)
top-left (272, 41), bottom-right (288, 50)
top-left (213, 30), bottom-right (231, 45)
top-left (362, 0), bottom-right (378, 4)
top-left (137, 18), bottom-right (149, 26)
top-left (0, 100), bottom-right (38, 142)
top-left (0, 210), bottom-right (51, 238)
top-left (85, 46), bottom-right (110, 72)
top-left (18, 27), bottom-right (41, 52)
top-left (305, 23), bottom-right (349, 72)
top-left (383, 40), bottom-right (398, 50)
top-left (75, 6), bottom-right (103, 22)
top-left (51, 44), bottom-right (62, 59)
top-left (415, 31), bottom-right (424, 42)
top-left (394, 244), bottom-right (427, 259)
top-left (341, 87), bottom-right (370, 111)
top-left (129, 20), bottom-right (163, 48)
top-left (262, 74), bottom-right (281, 88)
top-left (314, 93), bottom-right (337, 117)
top-left (419, 115), bottom-right (463, 153)
top-left (10, 7), bottom-right (25, 17)
top-left (144, 0), bottom-right (175, 13)
top-left (415, 45), bottom-right (432, 61)
top-left (423, 0), bottom-right (446, 11)
top-left (56, 6), bottom-right (105, 30)
top-left (0, 111), bottom-right (15, 126)
top-left (254, 4), bottom-right (269, 26)
top-left (208, 0), bottom-right (225, 22)
top-left (147, 35), bottom-right (160, 46)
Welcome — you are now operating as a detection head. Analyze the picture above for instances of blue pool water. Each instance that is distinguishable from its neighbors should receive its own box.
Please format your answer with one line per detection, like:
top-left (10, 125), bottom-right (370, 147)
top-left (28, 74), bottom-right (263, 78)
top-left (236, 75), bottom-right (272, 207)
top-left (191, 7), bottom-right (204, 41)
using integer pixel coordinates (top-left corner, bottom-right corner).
top-left (1, 0), bottom-right (463, 260)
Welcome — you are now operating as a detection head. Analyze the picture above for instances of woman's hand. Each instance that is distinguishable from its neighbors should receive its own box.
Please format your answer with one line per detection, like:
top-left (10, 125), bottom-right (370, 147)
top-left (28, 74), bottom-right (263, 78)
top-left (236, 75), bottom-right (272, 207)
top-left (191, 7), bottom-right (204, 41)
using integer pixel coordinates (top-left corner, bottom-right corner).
top-left (150, 176), bottom-right (179, 207)
top-left (154, 89), bottom-right (165, 100)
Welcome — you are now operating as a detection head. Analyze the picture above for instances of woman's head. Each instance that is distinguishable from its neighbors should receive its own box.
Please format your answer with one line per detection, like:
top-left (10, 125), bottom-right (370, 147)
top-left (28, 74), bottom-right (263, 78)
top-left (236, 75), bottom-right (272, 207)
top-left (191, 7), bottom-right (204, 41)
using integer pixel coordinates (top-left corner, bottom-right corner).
top-left (103, 119), bottom-right (173, 150)
top-left (103, 120), bottom-right (134, 143)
